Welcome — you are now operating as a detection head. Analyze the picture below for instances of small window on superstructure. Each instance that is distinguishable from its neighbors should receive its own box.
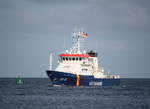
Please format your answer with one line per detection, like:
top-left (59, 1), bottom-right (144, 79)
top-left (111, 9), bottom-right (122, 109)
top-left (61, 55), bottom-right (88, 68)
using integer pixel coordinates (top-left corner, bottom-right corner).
top-left (82, 69), bottom-right (88, 71)
top-left (72, 57), bottom-right (75, 61)
top-left (66, 57), bottom-right (68, 61)
top-left (76, 57), bottom-right (78, 61)
top-left (69, 57), bottom-right (71, 61)
top-left (79, 57), bottom-right (82, 61)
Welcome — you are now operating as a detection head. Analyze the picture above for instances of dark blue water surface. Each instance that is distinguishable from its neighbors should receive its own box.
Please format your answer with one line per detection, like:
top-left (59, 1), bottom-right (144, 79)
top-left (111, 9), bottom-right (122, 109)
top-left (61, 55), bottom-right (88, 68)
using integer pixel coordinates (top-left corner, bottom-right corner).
top-left (0, 78), bottom-right (150, 109)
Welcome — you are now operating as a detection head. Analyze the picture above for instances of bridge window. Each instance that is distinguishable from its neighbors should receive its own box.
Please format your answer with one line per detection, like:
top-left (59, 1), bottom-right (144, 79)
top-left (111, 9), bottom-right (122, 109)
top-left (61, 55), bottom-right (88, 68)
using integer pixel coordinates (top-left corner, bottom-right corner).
top-left (76, 57), bottom-right (78, 61)
top-left (69, 57), bottom-right (71, 61)
top-left (79, 57), bottom-right (82, 61)
top-left (62, 57), bottom-right (84, 61)
top-left (72, 57), bottom-right (75, 61)
top-left (66, 57), bottom-right (68, 61)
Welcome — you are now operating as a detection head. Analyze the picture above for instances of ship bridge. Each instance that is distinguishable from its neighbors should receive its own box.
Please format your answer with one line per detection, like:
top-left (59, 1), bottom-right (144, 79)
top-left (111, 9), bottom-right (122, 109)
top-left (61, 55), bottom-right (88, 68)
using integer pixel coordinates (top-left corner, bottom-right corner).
top-left (55, 30), bottom-right (101, 76)
top-left (56, 51), bottom-right (99, 76)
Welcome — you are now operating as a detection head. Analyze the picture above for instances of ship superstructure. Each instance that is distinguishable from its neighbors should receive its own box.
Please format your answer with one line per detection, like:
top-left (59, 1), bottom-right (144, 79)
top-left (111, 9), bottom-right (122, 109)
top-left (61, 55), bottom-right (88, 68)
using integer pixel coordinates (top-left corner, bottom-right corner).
top-left (46, 30), bottom-right (120, 86)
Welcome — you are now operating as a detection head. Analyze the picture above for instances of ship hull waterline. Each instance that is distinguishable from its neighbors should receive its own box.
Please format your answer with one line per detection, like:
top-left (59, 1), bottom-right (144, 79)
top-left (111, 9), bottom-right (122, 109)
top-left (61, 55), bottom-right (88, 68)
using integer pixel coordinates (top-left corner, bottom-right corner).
top-left (46, 70), bottom-right (120, 86)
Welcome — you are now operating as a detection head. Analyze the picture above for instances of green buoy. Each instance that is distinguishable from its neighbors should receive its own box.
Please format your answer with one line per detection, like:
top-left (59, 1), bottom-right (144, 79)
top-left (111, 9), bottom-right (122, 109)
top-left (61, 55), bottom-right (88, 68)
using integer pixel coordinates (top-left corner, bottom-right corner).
top-left (16, 75), bottom-right (23, 85)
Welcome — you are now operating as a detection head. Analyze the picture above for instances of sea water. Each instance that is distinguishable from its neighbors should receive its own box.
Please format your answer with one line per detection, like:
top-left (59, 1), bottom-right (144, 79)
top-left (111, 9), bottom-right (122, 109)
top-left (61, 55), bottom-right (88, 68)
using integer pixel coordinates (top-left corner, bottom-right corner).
top-left (0, 78), bottom-right (150, 109)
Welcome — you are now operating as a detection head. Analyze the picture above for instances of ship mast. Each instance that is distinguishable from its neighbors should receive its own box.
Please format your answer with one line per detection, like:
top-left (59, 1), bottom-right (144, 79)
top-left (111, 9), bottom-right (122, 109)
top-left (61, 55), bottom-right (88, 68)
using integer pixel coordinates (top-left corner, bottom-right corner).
top-left (73, 32), bottom-right (81, 54)
top-left (71, 30), bottom-right (88, 54)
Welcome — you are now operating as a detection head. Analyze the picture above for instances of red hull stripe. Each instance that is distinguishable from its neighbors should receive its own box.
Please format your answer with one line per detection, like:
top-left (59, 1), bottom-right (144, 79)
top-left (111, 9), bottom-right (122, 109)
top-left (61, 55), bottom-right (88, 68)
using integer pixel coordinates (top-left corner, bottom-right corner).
top-left (59, 54), bottom-right (90, 57)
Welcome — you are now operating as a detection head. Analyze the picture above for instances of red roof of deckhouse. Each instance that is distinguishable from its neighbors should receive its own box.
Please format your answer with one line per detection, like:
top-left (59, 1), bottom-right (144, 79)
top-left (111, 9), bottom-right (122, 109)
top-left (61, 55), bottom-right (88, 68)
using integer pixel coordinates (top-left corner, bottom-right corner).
top-left (59, 54), bottom-right (90, 57)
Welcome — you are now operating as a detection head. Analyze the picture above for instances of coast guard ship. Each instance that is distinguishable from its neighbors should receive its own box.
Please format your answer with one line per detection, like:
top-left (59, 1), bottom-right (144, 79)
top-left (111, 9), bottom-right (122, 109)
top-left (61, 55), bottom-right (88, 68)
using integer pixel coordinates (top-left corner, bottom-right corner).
top-left (46, 30), bottom-right (120, 86)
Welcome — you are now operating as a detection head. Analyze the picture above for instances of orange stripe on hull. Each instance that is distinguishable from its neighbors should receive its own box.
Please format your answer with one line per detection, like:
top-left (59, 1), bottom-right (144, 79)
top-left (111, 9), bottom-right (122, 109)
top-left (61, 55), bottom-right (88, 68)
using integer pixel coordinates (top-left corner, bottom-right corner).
top-left (76, 75), bottom-right (80, 86)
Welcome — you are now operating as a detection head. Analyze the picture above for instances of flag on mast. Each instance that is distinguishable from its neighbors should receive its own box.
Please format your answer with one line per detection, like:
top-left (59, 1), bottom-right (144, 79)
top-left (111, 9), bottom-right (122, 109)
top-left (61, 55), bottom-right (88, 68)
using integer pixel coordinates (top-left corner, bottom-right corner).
top-left (82, 33), bottom-right (88, 38)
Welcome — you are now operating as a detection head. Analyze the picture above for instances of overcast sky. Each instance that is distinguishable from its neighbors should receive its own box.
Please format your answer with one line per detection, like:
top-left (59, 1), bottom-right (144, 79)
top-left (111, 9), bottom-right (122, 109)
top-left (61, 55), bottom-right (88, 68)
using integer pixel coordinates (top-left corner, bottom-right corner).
top-left (0, 0), bottom-right (150, 78)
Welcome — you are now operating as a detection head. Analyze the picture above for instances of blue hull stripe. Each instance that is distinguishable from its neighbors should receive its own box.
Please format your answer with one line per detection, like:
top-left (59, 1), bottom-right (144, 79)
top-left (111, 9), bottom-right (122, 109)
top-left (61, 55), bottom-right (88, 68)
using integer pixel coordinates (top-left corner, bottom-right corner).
top-left (46, 70), bottom-right (120, 86)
